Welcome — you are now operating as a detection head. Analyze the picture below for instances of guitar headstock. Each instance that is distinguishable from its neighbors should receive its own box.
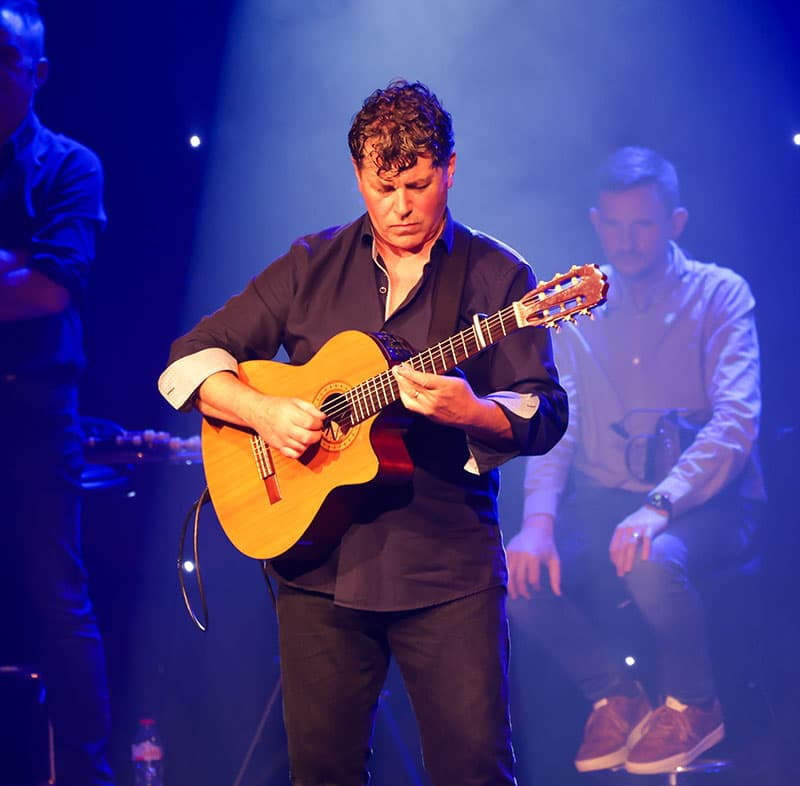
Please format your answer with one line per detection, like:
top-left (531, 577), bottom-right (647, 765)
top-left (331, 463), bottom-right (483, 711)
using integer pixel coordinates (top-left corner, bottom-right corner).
top-left (518, 264), bottom-right (608, 329)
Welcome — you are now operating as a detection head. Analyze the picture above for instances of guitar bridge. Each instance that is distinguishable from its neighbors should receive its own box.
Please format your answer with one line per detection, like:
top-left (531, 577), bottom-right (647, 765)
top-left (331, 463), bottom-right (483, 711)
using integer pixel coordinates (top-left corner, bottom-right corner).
top-left (250, 435), bottom-right (282, 504)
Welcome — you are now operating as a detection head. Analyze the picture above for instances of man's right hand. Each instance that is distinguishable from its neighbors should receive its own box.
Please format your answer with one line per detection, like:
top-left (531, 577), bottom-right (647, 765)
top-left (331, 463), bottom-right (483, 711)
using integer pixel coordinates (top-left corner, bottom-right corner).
top-left (506, 513), bottom-right (562, 600)
top-left (197, 371), bottom-right (326, 459)
top-left (247, 394), bottom-right (326, 459)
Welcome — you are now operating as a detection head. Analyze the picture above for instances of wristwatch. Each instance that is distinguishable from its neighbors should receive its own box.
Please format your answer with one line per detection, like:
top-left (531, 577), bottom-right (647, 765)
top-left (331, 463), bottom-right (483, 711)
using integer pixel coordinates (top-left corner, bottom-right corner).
top-left (646, 491), bottom-right (673, 518)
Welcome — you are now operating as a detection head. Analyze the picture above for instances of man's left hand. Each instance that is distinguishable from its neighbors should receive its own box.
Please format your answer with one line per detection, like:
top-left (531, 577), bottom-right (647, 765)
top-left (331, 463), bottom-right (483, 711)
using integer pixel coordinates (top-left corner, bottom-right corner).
top-left (608, 505), bottom-right (670, 577)
top-left (392, 363), bottom-right (477, 426)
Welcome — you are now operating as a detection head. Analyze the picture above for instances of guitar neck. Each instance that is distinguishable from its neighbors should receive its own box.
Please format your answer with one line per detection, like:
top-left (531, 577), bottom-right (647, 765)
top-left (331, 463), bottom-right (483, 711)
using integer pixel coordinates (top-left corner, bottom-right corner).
top-left (343, 303), bottom-right (521, 426)
top-left (323, 263), bottom-right (607, 429)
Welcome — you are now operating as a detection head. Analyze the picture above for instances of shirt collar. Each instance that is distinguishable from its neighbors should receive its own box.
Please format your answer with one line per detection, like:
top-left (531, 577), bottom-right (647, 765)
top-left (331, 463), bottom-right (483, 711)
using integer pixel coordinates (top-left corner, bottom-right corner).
top-left (3, 110), bottom-right (40, 158)
top-left (360, 207), bottom-right (455, 257)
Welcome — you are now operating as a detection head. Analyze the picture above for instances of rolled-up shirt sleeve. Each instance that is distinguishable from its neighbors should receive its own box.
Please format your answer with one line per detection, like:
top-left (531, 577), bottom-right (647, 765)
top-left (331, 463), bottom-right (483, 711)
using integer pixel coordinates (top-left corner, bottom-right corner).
top-left (157, 347), bottom-right (239, 412)
top-left (465, 391), bottom-right (541, 474)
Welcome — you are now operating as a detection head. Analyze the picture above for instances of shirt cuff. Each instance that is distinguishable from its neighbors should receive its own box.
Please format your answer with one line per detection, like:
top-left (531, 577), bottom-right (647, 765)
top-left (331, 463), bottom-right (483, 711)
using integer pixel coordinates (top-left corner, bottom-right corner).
top-left (464, 392), bottom-right (540, 475)
top-left (522, 488), bottom-right (561, 519)
top-left (158, 348), bottom-right (239, 411)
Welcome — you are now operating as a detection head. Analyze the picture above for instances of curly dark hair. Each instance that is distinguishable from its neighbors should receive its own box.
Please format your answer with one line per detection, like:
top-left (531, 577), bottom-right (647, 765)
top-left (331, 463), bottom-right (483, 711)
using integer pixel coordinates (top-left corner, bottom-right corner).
top-left (348, 79), bottom-right (454, 175)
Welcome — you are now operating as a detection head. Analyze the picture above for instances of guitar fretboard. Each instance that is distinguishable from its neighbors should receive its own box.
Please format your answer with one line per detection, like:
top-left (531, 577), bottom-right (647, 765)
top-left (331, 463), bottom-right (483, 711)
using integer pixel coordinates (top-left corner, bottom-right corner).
top-left (318, 262), bottom-right (607, 431)
top-left (326, 302), bottom-right (521, 429)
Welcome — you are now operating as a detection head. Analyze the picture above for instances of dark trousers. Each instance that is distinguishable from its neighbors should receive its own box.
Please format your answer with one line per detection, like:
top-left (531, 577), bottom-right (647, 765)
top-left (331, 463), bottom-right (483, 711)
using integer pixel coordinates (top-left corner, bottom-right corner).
top-left (276, 583), bottom-right (516, 786)
top-left (509, 483), bottom-right (757, 705)
top-left (0, 379), bottom-right (113, 786)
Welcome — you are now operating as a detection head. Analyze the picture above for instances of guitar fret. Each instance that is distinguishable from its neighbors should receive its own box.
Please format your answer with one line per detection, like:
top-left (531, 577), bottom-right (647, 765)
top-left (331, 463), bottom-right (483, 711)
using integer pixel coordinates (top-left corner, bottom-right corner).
top-left (381, 371), bottom-right (394, 406)
top-left (388, 372), bottom-right (400, 404)
top-left (459, 330), bottom-right (470, 361)
top-left (362, 380), bottom-right (375, 415)
top-left (377, 372), bottom-right (389, 408)
top-left (369, 381), bottom-right (379, 414)
top-left (352, 388), bottom-right (366, 422)
top-left (447, 337), bottom-right (458, 365)
top-left (360, 383), bottom-right (372, 415)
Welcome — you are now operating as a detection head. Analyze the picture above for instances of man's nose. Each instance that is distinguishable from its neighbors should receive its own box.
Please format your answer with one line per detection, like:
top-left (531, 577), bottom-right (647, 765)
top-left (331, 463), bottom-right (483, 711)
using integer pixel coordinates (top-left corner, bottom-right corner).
top-left (621, 225), bottom-right (637, 250)
top-left (393, 188), bottom-right (411, 215)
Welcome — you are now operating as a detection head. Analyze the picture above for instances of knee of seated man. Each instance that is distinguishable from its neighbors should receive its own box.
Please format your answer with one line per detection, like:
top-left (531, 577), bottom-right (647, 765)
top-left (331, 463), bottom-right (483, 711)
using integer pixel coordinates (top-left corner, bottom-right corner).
top-left (624, 535), bottom-right (689, 596)
top-left (507, 591), bottom-right (561, 644)
top-left (641, 529), bottom-right (688, 569)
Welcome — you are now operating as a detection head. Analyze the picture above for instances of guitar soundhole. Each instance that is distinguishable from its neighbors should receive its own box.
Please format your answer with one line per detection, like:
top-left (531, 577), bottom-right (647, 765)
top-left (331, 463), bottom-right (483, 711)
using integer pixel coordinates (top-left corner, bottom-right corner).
top-left (318, 389), bottom-right (358, 452)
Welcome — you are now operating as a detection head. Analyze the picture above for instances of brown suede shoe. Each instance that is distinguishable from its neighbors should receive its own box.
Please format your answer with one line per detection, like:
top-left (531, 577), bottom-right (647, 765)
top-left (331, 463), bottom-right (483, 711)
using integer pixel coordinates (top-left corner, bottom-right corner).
top-left (574, 684), bottom-right (653, 772)
top-left (625, 695), bottom-right (725, 775)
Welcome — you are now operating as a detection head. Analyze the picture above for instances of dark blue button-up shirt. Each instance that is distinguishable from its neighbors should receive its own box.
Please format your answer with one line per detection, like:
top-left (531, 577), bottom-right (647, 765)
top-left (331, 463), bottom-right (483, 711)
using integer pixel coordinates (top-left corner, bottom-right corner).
top-left (0, 111), bottom-right (105, 377)
top-left (161, 211), bottom-right (568, 610)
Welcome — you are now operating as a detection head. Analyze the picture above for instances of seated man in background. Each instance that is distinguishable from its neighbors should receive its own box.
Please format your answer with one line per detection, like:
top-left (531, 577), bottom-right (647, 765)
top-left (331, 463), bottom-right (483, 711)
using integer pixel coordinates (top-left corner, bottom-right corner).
top-left (507, 146), bottom-right (764, 775)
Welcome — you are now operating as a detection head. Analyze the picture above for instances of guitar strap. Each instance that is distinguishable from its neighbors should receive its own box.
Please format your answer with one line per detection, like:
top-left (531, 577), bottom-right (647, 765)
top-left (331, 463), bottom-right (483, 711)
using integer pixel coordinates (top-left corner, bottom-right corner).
top-left (427, 221), bottom-right (473, 345)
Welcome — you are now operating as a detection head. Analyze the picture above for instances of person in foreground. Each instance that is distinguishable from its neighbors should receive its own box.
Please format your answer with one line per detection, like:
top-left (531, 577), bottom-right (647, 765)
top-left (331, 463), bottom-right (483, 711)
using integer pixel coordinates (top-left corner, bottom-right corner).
top-left (507, 146), bottom-right (764, 775)
top-left (0, 1), bottom-right (114, 784)
top-left (158, 79), bottom-right (567, 785)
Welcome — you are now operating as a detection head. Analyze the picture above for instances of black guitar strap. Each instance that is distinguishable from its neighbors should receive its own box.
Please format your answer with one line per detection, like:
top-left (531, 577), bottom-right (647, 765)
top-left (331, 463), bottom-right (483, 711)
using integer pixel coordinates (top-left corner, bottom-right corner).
top-left (427, 221), bottom-right (474, 346)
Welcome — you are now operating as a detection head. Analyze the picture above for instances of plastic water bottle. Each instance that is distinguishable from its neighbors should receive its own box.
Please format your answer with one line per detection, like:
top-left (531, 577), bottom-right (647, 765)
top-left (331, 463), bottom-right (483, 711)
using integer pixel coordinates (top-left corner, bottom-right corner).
top-left (131, 718), bottom-right (164, 786)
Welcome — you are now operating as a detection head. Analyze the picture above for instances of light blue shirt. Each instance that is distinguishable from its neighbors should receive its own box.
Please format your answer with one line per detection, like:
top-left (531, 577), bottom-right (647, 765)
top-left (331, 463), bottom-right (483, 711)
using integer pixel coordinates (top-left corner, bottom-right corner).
top-left (523, 243), bottom-right (765, 521)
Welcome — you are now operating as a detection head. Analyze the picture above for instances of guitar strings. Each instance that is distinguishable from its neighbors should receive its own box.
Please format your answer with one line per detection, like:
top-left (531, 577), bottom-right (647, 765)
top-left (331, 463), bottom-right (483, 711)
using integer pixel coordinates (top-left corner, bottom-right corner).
top-left (320, 306), bottom-right (515, 427)
top-left (318, 274), bottom-right (593, 427)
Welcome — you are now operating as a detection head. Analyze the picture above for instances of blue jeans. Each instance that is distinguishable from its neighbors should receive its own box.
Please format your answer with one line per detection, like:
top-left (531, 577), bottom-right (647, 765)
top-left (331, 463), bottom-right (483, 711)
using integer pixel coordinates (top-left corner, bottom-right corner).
top-left (508, 483), bottom-right (757, 705)
top-left (276, 583), bottom-right (516, 786)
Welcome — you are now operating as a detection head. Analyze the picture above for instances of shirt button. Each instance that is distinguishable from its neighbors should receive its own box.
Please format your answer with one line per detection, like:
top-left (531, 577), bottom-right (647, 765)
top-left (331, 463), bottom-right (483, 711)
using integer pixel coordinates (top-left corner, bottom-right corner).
top-left (379, 286), bottom-right (387, 294)
top-left (632, 357), bottom-right (641, 366)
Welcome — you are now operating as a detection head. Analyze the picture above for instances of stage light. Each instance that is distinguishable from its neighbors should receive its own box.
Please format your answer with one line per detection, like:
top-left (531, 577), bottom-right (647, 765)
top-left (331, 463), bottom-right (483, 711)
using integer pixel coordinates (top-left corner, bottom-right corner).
top-left (189, 134), bottom-right (202, 148)
top-left (182, 560), bottom-right (196, 573)
top-left (624, 655), bottom-right (636, 667)
top-left (793, 133), bottom-right (800, 146)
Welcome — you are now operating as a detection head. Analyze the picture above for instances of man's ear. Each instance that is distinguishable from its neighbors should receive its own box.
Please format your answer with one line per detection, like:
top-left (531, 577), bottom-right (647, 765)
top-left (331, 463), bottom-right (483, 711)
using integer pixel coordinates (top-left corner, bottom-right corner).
top-left (32, 57), bottom-right (49, 91)
top-left (446, 151), bottom-right (456, 188)
top-left (671, 207), bottom-right (688, 240)
top-left (351, 158), bottom-right (363, 190)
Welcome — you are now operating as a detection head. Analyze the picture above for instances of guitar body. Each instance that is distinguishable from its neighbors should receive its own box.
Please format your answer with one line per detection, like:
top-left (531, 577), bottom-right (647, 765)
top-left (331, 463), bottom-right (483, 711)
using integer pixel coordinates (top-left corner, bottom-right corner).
top-left (201, 330), bottom-right (413, 559)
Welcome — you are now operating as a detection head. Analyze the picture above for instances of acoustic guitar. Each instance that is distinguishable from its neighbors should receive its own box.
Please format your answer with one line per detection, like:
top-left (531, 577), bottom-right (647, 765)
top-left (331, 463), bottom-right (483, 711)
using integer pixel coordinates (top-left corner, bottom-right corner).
top-left (201, 264), bottom-right (608, 560)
